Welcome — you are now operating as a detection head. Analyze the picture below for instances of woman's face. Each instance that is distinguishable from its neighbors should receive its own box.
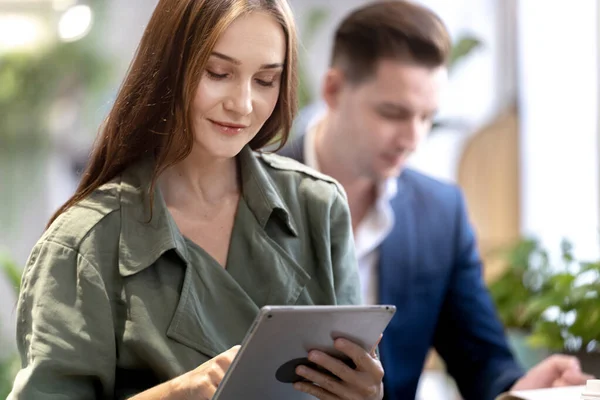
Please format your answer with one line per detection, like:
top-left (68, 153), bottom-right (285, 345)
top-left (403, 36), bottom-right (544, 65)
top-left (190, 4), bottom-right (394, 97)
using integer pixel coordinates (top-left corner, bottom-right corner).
top-left (191, 11), bottom-right (286, 160)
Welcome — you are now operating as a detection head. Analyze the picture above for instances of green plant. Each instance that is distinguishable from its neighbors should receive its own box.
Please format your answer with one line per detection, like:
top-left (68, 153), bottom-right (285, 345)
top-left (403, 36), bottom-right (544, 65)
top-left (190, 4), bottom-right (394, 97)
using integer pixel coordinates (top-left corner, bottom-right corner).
top-left (488, 237), bottom-right (551, 331)
top-left (0, 252), bottom-right (21, 399)
top-left (0, 1), bottom-right (112, 147)
top-left (0, 39), bottom-right (112, 147)
top-left (523, 240), bottom-right (600, 353)
top-left (491, 237), bottom-right (600, 354)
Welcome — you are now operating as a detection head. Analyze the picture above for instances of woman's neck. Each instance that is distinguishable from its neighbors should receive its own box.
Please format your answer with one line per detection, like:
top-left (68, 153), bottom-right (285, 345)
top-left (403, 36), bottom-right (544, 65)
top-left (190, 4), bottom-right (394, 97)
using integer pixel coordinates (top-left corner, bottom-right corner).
top-left (158, 146), bottom-right (240, 209)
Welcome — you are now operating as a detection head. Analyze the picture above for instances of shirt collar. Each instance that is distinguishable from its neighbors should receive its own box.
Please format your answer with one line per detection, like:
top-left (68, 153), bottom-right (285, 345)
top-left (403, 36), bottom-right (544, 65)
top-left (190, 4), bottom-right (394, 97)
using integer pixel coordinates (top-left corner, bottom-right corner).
top-left (117, 145), bottom-right (297, 277)
top-left (239, 145), bottom-right (297, 236)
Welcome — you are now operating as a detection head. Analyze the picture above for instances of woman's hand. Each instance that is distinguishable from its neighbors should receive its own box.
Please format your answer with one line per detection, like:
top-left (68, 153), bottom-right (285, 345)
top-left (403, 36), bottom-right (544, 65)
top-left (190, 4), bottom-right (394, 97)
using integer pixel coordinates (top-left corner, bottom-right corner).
top-left (130, 345), bottom-right (240, 400)
top-left (175, 345), bottom-right (240, 399)
top-left (293, 338), bottom-right (384, 400)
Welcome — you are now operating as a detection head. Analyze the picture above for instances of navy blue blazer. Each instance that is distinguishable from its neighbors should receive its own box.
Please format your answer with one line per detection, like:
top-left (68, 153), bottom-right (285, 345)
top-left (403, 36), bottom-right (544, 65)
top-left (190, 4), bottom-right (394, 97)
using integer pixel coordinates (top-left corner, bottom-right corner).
top-left (278, 136), bottom-right (524, 400)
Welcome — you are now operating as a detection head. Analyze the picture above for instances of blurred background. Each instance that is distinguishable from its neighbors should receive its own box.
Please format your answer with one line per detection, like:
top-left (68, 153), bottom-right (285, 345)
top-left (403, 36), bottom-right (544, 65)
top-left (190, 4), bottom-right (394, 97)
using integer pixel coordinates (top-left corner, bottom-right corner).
top-left (1, 0), bottom-right (599, 399)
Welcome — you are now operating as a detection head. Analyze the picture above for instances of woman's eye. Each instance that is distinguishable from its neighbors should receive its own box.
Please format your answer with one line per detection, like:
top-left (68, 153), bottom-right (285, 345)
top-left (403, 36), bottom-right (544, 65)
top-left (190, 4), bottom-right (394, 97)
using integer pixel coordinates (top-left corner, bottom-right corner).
top-left (256, 79), bottom-right (275, 87)
top-left (206, 70), bottom-right (228, 80)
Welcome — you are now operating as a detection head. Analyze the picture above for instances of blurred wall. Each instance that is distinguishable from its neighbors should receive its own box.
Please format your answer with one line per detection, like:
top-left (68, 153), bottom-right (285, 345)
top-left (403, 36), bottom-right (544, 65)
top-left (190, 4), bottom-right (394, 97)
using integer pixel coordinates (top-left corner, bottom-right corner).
top-left (517, 0), bottom-right (600, 261)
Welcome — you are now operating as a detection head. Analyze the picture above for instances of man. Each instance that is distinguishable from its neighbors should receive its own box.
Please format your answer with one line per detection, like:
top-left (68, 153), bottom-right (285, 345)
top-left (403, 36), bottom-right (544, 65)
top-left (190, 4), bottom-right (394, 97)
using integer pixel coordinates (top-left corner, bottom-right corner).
top-left (279, 1), bottom-right (592, 399)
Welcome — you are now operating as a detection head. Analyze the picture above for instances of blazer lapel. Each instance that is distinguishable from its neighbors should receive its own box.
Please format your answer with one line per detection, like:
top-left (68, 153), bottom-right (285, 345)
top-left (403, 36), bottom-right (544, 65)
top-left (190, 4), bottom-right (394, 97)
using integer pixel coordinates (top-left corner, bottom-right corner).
top-left (378, 177), bottom-right (416, 305)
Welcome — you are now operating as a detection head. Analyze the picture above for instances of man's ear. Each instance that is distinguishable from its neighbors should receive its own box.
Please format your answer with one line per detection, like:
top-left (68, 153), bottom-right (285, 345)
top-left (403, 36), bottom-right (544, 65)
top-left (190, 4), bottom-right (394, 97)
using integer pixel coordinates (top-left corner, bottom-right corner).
top-left (321, 68), bottom-right (346, 110)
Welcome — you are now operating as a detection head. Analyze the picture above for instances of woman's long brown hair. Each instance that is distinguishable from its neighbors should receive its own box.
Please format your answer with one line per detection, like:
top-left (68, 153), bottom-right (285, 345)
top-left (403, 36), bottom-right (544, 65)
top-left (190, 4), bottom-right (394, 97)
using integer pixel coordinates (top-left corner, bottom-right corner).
top-left (47, 0), bottom-right (298, 228)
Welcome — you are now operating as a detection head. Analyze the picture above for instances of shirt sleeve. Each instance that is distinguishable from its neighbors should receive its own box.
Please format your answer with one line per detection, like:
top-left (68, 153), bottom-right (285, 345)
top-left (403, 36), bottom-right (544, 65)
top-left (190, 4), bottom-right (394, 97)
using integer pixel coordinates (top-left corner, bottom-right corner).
top-left (329, 188), bottom-right (362, 306)
top-left (8, 240), bottom-right (117, 399)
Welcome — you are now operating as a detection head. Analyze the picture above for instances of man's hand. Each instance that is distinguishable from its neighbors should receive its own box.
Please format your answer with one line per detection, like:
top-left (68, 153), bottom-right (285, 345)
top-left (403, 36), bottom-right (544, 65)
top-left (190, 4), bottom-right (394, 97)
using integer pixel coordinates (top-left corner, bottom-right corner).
top-left (511, 354), bottom-right (593, 391)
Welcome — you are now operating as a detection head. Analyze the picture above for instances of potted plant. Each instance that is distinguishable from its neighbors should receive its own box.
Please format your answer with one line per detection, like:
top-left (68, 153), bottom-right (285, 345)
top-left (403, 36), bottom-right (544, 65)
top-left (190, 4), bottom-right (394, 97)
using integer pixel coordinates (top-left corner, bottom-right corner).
top-left (488, 237), bottom-right (551, 369)
top-left (523, 240), bottom-right (600, 376)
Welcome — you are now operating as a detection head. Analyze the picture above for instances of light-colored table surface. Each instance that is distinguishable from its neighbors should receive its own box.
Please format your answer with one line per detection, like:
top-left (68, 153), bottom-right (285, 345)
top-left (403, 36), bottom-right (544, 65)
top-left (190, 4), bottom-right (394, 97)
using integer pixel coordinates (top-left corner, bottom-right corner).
top-left (499, 385), bottom-right (584, 400)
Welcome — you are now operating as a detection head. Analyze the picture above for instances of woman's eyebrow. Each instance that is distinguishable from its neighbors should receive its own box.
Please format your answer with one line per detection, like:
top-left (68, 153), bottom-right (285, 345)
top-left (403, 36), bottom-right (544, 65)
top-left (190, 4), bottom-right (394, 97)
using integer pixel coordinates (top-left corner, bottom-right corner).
top-left (210, 51), bottom-right (284, 70)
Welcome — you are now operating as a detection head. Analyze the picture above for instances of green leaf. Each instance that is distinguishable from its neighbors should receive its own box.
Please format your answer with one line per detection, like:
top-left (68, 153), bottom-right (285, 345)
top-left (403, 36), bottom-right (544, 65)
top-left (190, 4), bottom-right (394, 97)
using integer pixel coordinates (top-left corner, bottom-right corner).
top-left (523, 296), bottom-right (555, 320)
top-left (488, 237), bottom-right (554, 330)
top-left (570, 284), bottom-right (599, 303)
top-left (580, 261), bottom-right (600, 273)
top-left (0, 253), bottom-right (21, 296)
top-left (561, 238), bottom-right (574, 262)
top-left (490, 235), bottom-right (600, 352)
top-left (547, 273), bottom-right (576, 294)
top-left (448, 36), bottom-right (482, 71)
top-left (0, 355), bottom-right (19, 399)
top-left (527, 332), bottom-right (564, 351)
top-left (528, 320), bottom-right (565, 351)
top-left (569, 301), bottom-right (600, 343)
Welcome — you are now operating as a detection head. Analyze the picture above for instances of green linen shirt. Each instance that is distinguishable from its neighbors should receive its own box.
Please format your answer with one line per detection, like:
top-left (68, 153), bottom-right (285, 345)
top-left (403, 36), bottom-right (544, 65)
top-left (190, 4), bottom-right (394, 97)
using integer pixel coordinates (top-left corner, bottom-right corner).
top-left (8, 146), bottom-right (361, 399)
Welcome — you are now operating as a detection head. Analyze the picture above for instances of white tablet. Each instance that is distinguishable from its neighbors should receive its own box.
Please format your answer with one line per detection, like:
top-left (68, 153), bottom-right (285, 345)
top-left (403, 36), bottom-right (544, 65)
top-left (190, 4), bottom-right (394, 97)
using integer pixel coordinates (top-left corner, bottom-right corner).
top-left (213, 305), bottom-right (396, 400)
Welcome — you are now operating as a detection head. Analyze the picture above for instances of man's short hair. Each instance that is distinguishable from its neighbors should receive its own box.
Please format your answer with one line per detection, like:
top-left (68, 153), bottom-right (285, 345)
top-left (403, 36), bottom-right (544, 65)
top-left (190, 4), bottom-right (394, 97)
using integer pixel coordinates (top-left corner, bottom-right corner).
top-left (331, 0), bottom-right (451, 84)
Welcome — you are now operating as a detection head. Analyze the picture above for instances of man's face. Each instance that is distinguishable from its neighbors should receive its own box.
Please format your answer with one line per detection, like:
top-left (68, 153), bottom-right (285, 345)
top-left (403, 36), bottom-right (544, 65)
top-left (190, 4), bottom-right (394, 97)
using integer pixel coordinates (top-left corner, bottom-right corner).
top-left (329, 60), bottom-right (447, 181)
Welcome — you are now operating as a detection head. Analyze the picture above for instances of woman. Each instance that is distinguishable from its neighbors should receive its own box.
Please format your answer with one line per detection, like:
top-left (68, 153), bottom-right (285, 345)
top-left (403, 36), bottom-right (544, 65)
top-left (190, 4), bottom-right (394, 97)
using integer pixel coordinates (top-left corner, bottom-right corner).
top-left (8, 0), bottom-right (384, 399)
